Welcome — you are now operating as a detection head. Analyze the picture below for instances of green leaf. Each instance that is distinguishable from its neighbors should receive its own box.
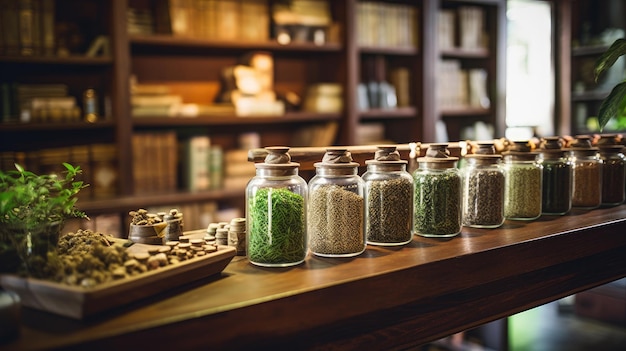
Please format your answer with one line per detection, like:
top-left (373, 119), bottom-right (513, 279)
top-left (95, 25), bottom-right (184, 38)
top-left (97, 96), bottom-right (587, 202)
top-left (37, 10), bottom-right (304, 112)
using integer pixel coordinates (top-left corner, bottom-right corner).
top-left (598, 81), bottom-right (626, 131)
top-left (594, 39), bottom-right (626, 82)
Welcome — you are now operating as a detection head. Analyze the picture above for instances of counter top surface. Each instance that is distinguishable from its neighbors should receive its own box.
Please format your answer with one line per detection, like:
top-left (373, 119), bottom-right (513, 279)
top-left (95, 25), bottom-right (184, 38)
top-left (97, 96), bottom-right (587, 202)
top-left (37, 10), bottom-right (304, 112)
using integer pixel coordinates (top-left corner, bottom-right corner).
top-left (4, 206), bottom-right (626, 350)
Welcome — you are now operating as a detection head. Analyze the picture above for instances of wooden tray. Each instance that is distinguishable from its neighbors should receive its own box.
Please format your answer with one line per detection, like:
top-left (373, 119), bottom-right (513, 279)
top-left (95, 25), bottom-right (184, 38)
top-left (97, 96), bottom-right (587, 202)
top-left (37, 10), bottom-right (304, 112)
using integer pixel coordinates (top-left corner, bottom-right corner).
top-left (0, 243), bottom-right (236, 319)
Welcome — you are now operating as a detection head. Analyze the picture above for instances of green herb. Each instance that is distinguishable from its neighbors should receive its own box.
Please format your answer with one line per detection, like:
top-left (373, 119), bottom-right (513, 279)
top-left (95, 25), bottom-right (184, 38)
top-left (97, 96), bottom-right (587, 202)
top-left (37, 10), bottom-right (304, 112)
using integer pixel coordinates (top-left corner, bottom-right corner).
top-left (0, 163), bottom-right (88, 276)
top-left (248, 187), bottom-right (306, 265)
top-left (413, 170), bottom-right (461, 236)
top-left (504, 166), bottom-right (542, 219)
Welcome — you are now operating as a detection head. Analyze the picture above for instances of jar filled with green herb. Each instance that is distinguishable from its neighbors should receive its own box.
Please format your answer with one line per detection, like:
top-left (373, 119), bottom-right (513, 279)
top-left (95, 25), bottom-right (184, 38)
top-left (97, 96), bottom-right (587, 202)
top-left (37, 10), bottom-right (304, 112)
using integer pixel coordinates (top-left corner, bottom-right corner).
top-left (413, 143), bottom-right (462, 237)
top-left (246, 147), bottom-right (308, 267)
top-left (461, 142), bottom-right (505, 228)
top-left (308, 148), bottom-right (365, 257)
top-left (597, 134), bottom-right (626, 206)
top-left (538, 136), bottom-right (573, 215)
top-left (362, 146), bottom-right (414, 246)
top-left (502, 140), bottom-right (543, 220)
top-left (569, 135), bottom-right (602, 209)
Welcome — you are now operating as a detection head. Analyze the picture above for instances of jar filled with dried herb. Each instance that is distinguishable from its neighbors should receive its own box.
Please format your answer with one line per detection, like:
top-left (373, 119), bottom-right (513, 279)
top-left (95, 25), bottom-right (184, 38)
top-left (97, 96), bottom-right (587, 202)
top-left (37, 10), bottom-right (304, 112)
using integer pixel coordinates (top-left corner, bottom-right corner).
top-left (502, 140), bottom-right (543, 220)
top-left (597, 134), bottom-right (626, 206)
top-left (413, 143), bottom-right (461, 237)
top-left (569, 135), bottom-right (602, 209)
top-left (308, 148), bottom-right (365, 257)
top-left (246, 147), bottom-right (308, 267)
top-left (538, 136), bottom-right (573, 215)
top-left (461, 142), bottom-right (505, 228)
top-left (362, 146), bottom-right (414, 246)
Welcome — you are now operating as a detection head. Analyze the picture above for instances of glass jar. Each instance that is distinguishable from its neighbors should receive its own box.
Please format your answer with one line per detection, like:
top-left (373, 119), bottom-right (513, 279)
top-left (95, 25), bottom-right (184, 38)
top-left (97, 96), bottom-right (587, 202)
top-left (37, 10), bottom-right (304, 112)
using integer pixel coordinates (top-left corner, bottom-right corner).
top-left (538, 136), bottom-right (573, 215)
top-left (308, 148), bottom-right (365, 257)
top-left (502, 140), bottom-right (543, 220)
top-left (413, 143), bottom-right (462, 237)
top-left (362, 146), bottom-right (414, 246)
top-left (461, 142), bottom-right (505, 228)
top-left (246, 147), bottom-right (308, 267)
top-left (569, 135), bottom-right (602, 209)
top-left (597, 134), bottom-right (626, 206)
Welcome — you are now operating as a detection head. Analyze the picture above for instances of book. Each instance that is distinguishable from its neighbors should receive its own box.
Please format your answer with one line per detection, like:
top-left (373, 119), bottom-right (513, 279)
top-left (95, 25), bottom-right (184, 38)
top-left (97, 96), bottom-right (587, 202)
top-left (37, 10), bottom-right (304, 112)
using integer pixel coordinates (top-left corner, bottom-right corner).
top-left (18, 0), bottom-right (36, 56)
top-left (180, 135), bottom-right (211, 191)
top-left (40, 0), bottom-right (55, 56)
top-left (90, 143), bottom-right (119, 198)
top-left (438, 9), bottom-right (455, 50)
top-left (2, 0), bottom-right (20, 56)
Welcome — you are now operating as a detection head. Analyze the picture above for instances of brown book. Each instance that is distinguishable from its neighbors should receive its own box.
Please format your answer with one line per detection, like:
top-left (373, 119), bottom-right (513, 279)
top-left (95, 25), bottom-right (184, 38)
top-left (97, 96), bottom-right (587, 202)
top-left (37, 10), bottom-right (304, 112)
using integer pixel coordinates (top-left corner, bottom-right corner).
top-left (90, 144), bottom-right (119, 199)
top-left (18, 0), bottom-right (36, 56)
top-left (215, 0), bottom-right (239, 40)
top-left (2, 0), bottom-right (20, 55)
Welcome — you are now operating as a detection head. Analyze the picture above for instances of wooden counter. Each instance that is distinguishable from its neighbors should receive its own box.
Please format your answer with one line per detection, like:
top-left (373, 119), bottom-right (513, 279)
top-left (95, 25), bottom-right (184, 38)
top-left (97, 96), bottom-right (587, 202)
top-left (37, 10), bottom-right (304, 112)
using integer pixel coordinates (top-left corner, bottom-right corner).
top-left (4, 206), bottom-right (626, 350)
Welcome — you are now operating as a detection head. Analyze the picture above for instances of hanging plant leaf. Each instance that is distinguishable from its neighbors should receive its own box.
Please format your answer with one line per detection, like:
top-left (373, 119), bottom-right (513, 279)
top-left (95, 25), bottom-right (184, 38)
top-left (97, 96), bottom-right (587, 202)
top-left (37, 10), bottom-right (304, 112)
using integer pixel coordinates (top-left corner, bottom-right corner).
top-left (597, 81), bottom-right (626, 131)
top-left (594, 38), bottom-right (626, 82)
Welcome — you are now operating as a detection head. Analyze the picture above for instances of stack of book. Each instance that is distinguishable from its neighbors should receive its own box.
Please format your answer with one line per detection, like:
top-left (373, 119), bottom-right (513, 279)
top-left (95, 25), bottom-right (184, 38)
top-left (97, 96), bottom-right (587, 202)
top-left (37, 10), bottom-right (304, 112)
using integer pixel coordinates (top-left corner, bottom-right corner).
top-left (179, 136), bottom-right (225, 192)
top-left (437, 60), bottom-right (490, 110)
top-left (132, 131), bottom-right (178, 194)
top-left (437, 6), bottom-right (486, 52)
top-left (356, 1), bottom-right (417, 48)
top-left (165, 0), bottom-right (269, 42)
top-left (1, 83), bottom-right (81, 123)
top-left (458, 6), bottom-right (486, 50)
top-left (272, 0), bottom-right (334, 44)
top-left (127, 7), bottom-right (154, 35)
top-left (130, 79), bottom-right (183, 117)
top-left (0, 0), bottom-right (55, 57)
top-left (0, 143), bottom-right (122, 200)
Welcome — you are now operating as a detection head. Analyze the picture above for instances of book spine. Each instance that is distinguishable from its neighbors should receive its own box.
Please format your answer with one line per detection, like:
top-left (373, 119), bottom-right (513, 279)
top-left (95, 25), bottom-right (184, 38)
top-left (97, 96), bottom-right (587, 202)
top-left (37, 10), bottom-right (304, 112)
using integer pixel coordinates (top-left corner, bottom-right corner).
top-left (2, 0), bottom-right (20, 55)
top-left (18, 0), bottom-right (35, 56)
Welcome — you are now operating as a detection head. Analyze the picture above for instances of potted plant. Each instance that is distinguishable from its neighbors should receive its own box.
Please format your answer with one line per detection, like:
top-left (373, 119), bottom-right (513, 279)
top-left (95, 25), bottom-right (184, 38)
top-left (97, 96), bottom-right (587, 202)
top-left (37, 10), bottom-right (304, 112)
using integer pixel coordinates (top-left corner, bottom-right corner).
top-left (594, 38), bottom-right (626, 131)
top-left (0, 163), bottom-right (88, 278)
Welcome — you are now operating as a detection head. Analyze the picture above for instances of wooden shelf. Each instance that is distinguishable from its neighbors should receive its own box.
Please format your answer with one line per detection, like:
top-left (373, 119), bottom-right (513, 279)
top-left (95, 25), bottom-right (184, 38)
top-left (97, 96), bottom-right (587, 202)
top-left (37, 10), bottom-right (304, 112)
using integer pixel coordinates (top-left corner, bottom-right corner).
top-left (359, 107), bottom-right (417, 120)
top-left (441, 107), bottom-right (491, 117)
top-left (5, 205), bottom-right (626, 350)
top-left (571, 90), bottom-right (610, 102)
top-left (358, 46), bottom-right (418, 56)
top-left (78, 187), bottom-right (245, 215)
top-left (572, 45), bottom-right (611, 57)
top-left (130, 34), bottom-right (343, 52)
top-left (440, 47), bottom-right (489, 59)
top-left (0, 56), bottom-right (114, 65)
top-left (131, 112), bottom-right (341, 127)
top-left (0, 121), bottom-right (115, 132)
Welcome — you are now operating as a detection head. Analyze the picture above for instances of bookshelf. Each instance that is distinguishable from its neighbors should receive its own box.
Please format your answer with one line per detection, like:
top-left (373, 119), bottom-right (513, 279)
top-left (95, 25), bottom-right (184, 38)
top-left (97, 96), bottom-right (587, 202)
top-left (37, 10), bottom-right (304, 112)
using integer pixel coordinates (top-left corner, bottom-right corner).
top-left (555, 0), bottom-right (626, 137)
top-left (0, 0), bottom-right (507, 235)
top-left (435, 0), bottom-right (506, 142)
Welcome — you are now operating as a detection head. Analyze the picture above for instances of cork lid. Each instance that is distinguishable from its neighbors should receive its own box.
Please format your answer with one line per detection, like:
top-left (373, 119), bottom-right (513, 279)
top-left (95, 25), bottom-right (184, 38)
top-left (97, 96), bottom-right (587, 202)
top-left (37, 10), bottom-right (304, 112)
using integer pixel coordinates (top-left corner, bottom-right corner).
top-left (539, 136), bottom-right (568, 158)
top-left (570, 135), bottom-right (598, 155)
top-left (255, 146), bottom-right (300, 169)
top-left (465, 141), bottom-right (501, 162)
top-left (597, 134), bottom-right (624, 151)
top-left (418, 143), bottom-right (458, 169)
top-left (365, 145), bottom-right (407, 165)
top-left (314, 148), bottom-right (359, 169)
top-left (502, 140), bottom-right (538, 161)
